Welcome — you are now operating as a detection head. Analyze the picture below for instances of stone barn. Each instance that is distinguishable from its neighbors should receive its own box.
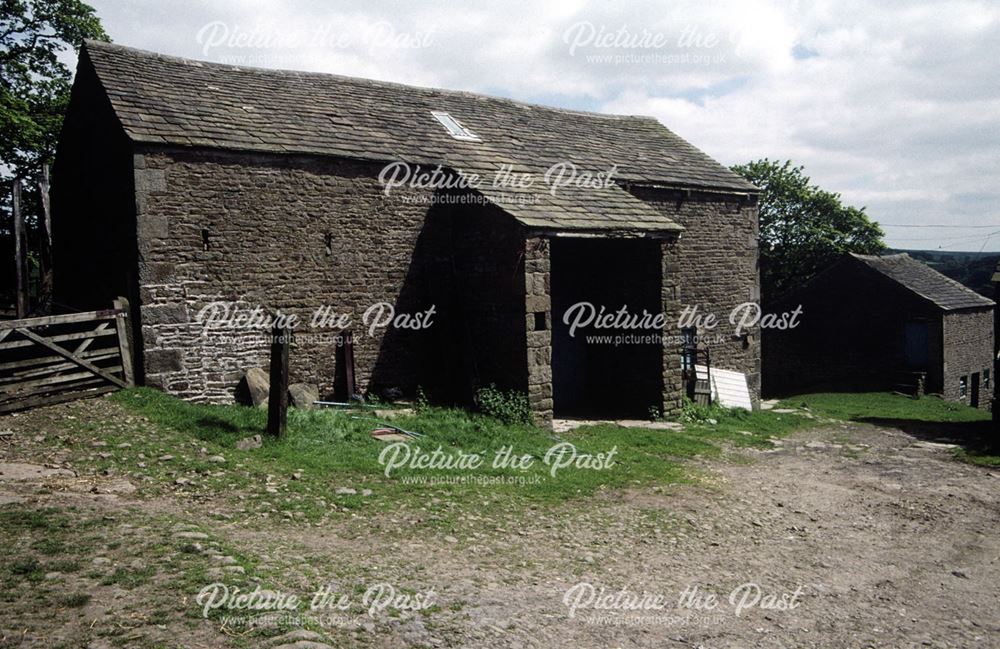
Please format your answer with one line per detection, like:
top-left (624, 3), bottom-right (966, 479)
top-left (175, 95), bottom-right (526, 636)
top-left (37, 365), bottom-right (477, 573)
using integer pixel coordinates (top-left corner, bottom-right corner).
top-left (764, 252), bottom-right (994, 409)
top-left (52, 41), bottom-right (761, 423)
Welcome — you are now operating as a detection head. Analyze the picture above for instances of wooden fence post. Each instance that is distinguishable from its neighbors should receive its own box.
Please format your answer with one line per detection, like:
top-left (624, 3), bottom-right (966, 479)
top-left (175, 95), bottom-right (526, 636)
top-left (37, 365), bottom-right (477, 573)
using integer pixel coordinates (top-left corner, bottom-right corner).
top-left (38, 166), bottom-right (51, 248)
top-left (38, 166), bottom-right (53, 307)
top-left (113, 296), bottom-right (135, 386)
top-left (267, 323), bottom-right (289, 438)
top-left (343, 329), bottom-right (356, 401)
top-left (12, 179), bottom-right (28, 318)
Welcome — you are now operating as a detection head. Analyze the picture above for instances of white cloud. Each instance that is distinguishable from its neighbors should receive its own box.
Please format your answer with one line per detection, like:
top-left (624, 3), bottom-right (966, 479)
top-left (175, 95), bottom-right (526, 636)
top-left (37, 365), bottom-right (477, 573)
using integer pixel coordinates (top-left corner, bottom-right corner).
top-left (85, 0), bottom-right (1000, 250)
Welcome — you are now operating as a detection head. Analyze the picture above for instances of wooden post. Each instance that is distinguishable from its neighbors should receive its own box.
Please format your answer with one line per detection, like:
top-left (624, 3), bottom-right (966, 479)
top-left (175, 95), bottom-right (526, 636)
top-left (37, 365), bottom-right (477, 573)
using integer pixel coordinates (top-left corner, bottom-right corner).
top-left (343, 329), bottom-right (356, 400)
top-left (267, 322), bottom-right (289, 438)
top-left (705, 347), bottom-right (713, 407)
top-left (38, 166), bottom-right (53, 307)
top-left (38, 166), bottom-right (51, 248)
top-left (113, 296), bottom-right (135, 386)
top-left (12, 179), bottom-right (28, 318)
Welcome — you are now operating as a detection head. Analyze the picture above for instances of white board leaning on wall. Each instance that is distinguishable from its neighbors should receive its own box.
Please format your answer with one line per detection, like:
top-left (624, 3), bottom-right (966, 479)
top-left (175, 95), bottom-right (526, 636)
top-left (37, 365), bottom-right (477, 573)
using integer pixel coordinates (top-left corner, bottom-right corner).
top-left (695, 365), bottom-right (753, 410)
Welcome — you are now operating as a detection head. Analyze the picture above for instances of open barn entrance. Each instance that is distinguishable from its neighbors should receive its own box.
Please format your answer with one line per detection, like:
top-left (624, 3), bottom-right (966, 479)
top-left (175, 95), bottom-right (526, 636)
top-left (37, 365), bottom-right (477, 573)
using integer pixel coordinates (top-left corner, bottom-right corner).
top-left (550, 237), bottom-right (663, 419)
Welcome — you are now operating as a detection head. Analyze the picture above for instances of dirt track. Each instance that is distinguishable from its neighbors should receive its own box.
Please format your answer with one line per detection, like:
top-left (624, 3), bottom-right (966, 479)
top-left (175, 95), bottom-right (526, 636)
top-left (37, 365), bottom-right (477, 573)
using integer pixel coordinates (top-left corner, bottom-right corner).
top-left (2, 405), bottom-right (998, 648)
top-left (240, 420), bottom-right (1000, 648)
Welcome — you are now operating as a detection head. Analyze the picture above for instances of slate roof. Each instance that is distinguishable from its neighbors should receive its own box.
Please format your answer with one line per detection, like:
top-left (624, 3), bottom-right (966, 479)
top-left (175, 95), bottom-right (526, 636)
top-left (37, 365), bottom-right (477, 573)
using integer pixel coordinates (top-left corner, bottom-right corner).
top-left (851, 253), bottom-right (995, 311)
top-left (77, 41), bottom-right (757, 233)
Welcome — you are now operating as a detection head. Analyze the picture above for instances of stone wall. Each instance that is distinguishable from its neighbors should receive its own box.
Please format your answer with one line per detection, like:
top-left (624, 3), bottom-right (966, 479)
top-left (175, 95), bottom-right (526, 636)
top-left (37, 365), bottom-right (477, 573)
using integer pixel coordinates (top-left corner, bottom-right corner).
top-left (628, 187), bottom-right (761, 403)
top-left (133, 147), bottom-right (441, 402)
top-left (942, 308), bottom-right (994, 409)
top-left (660, 237), bottom-right (684, 418)
top-left (59, 139), bottom-right (748, 423)
top-left (524, 237), bottom-right (553, 424)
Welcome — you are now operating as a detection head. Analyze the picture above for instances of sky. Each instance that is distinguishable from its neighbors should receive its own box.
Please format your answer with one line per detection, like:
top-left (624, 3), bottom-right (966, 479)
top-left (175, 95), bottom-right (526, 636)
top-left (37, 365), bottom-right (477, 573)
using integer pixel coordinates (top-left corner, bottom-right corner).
top-left (79, 0), bottom-right (1000, 252)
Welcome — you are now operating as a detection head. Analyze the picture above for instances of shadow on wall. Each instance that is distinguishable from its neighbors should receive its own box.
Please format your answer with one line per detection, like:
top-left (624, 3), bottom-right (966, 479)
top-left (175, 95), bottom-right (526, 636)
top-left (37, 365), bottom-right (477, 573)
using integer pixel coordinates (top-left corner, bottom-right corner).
top-left (359, 216), bottom-right (435, 402)
top-left (364, 191), bottom-right (529, 406)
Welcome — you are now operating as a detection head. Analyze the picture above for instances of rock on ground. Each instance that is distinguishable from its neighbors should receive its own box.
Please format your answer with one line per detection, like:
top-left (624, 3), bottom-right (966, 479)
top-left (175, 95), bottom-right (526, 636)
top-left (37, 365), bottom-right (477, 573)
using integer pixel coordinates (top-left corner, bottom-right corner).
top-left (239, 367), bottom-right (270, 407)
top-left (288, 383), bottom-right (319, 410)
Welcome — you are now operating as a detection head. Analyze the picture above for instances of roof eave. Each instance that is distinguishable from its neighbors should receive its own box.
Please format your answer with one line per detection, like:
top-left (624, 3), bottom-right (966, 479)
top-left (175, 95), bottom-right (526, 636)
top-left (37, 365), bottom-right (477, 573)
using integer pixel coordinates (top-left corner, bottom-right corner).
top-left (524, 224), bottom-right (684, 238)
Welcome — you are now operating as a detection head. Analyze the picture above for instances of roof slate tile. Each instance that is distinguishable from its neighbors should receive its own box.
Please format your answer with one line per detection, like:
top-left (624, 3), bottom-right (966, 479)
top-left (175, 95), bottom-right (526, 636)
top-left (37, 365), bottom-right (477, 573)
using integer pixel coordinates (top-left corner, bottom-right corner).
top-left (80, 40), bottom-right (756, 233)
top-left (851, 253), bottom-right (995, 311)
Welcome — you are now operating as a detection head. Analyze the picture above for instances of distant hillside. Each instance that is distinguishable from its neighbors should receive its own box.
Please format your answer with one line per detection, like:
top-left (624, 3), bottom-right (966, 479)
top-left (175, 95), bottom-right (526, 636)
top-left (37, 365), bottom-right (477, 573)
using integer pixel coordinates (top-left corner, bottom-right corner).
top-left (893, 249), bottom-right (999, 298)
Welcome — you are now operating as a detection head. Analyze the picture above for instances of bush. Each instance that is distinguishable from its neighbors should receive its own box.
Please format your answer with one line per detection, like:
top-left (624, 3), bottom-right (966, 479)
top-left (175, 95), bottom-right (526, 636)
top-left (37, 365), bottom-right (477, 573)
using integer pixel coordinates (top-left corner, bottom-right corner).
top-left (680, 398), bottom-right (744, 425)
top-left (475, 385), bottom-right (533, 425)
top-left (415, 386), bottom-right (429, 413)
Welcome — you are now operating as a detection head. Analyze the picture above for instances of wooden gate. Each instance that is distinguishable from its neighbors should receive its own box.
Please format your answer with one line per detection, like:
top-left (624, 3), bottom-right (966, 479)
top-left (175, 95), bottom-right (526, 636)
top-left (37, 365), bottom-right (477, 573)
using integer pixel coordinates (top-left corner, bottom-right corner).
top-left (0, 298), bottom-right (134, 414)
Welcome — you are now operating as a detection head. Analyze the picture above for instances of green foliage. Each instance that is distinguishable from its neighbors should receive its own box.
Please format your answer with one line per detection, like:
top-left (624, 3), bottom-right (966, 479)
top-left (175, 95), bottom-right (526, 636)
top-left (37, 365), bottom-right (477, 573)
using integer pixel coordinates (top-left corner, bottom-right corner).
top-left (1, 1), bottom-right (107, 306)
top-left (731, 159), bottom-right (886, 298)
top-left (415, 385), bottom-right (430, 412)
top-left (474, 384), bottom-right (533, 425)
top-left (1, 0), bottom-right (108, 178)
top-left (680, 398), bottom-right (731, 424)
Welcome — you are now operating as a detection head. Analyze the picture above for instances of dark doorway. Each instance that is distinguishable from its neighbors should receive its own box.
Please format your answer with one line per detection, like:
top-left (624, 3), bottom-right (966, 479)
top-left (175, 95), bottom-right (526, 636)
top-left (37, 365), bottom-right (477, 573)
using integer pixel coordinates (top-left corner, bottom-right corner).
top-left (903, 321), bottom-right (929, 369)
top-left (550, 237), bottom-right (663, 418)
top-left (971, 372), bottom-right (980, 408)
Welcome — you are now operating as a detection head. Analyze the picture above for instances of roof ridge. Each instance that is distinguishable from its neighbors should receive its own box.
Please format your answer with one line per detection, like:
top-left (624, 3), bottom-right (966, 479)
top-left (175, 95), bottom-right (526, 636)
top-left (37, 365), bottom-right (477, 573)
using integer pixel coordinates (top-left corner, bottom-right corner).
top-left (850, 251), bottom-right (994, 309)
top-left (850, 251), bottom-right (908, 260)
top-left (82, 39), bottom-right (655, 123)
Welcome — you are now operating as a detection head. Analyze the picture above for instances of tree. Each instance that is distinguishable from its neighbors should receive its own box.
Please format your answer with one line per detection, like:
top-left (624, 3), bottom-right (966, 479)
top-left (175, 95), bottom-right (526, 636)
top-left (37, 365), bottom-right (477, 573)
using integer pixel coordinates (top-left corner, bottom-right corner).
top-left (1, 0), bottom-right (107, 176)
top-left (1, 0), bottom-right (107, 309)
top-left (731, 159), bottom-right (885, 299)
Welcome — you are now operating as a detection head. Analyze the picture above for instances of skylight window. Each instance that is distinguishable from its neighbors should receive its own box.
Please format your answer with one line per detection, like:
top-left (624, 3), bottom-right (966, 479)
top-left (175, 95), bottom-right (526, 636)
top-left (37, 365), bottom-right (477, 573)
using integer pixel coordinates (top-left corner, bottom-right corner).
top-left (431, 111), bottom-right (480, 141)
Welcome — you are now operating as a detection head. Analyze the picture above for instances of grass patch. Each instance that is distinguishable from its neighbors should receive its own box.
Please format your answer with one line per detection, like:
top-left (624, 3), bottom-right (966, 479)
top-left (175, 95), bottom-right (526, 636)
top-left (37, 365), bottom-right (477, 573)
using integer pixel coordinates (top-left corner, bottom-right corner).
top-left (101, 565), bottom-right (158, 588)
top-left (102, 388), bottom-right (813, 520)
top-left (951, 448), bottom-right (1000, 467)
top-left (10, 557), bottom-right (42, 578)
top-left (778, 391), bottom-right (990, 424)
top-left (58, 593), bottom-right (91, 608)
